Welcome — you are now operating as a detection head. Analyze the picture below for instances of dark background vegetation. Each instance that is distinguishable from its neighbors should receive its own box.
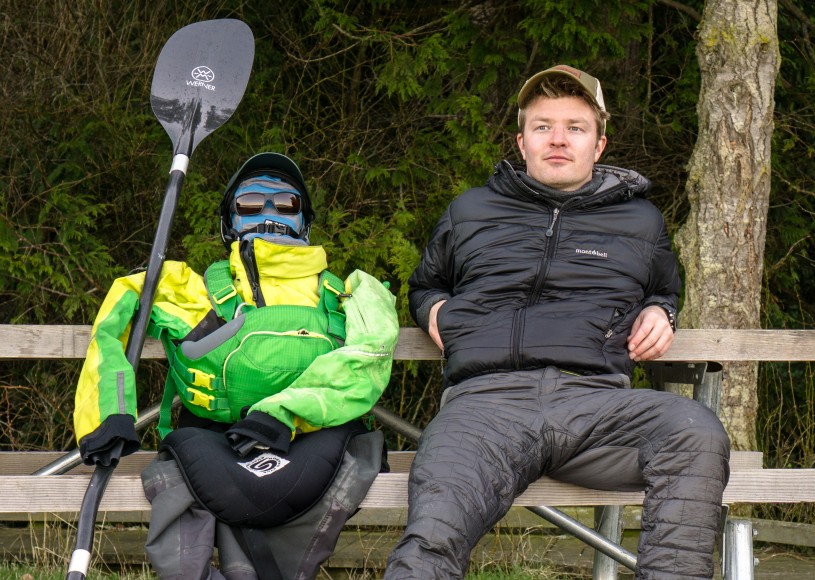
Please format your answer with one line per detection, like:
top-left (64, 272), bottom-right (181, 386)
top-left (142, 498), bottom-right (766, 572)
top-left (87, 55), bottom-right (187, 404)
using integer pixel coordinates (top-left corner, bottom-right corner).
top-left (2, 0), bottom-right (815, 523)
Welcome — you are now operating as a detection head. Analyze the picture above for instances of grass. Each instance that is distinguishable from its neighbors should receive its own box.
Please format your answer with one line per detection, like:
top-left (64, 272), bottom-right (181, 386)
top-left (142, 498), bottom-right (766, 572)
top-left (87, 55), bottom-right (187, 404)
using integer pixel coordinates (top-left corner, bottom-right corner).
top-left (0, 563), bottom-right (155, 579)
top-left (0, 564), bottom-right (589, 580)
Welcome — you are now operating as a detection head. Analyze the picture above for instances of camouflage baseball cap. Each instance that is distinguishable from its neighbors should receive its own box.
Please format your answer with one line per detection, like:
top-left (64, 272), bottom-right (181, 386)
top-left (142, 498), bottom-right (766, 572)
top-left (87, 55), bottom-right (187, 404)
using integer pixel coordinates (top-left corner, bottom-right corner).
top-left (517, 65), bottom-right (607, 134)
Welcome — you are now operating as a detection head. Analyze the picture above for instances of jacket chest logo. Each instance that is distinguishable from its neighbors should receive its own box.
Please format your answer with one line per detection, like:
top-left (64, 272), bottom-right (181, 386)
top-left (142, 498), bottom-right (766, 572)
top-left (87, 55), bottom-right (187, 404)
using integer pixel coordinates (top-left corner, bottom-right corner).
top-left (575, 248), bottom-right (608, 259)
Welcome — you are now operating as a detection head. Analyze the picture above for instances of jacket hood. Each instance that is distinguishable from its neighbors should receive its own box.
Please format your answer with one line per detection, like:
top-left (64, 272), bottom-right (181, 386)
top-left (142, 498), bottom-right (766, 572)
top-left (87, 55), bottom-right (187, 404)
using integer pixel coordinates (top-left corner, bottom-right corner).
top-left (489, 160), bottom-right (651, 208)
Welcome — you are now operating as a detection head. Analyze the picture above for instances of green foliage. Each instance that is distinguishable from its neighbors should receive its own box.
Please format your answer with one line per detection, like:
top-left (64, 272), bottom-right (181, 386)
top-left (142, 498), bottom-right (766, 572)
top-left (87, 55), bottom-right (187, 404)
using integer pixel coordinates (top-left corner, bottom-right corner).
top-left (2, 2), bottom-right (815, 532)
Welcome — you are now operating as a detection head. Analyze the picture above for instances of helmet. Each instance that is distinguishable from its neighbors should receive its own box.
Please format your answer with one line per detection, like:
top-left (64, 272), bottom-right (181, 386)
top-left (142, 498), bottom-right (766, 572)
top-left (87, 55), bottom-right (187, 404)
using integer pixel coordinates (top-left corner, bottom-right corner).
top-left (219, 153), bottom-right (315, 248)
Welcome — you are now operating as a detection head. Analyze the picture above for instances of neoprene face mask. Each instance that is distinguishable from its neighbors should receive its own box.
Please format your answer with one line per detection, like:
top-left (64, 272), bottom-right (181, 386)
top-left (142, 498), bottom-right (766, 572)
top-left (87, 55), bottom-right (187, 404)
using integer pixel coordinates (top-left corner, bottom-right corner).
top-left (229, 175), bottom-right (306, 243)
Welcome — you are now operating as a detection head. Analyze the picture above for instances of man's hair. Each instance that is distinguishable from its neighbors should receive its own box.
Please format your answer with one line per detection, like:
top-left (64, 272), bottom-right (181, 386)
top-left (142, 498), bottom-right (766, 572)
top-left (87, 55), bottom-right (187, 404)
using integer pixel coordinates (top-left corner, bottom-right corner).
top-left (517, 74), bottom-right (611, 137)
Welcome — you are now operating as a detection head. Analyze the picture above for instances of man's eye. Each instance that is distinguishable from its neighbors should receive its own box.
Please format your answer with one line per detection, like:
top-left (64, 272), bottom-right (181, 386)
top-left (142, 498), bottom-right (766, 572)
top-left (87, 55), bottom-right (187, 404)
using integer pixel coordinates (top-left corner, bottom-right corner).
top-left (535, 125), bottom-right (550, 131)
top-left (568, 126), bottom-right (584, 132)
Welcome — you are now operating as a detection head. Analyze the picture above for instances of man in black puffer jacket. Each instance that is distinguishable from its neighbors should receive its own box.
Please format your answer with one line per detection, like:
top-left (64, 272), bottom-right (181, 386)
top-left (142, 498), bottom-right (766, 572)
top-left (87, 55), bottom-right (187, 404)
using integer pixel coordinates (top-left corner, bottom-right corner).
top-left (385, 65), bottom-right (730, 580)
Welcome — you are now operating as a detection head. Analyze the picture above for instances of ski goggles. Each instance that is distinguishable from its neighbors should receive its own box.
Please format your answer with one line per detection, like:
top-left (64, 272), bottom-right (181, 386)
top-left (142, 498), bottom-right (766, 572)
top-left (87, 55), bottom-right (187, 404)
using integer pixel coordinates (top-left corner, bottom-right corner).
top-left (234, 191), bottom-right (302, 216)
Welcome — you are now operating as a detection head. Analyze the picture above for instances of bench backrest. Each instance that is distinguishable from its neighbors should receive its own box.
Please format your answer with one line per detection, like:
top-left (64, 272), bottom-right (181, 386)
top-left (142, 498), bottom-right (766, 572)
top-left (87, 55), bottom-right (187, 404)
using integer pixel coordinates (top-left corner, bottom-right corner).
top-left (4, 325), bottom-right (815, 362)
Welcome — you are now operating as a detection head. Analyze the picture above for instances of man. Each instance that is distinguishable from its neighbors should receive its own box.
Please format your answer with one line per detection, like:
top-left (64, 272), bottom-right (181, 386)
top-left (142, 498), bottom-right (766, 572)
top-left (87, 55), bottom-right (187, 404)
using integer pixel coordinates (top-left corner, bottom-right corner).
top-left (385, 65), bottom-right (730, 579)
top-left (74, 152), bottom-right (399, 579)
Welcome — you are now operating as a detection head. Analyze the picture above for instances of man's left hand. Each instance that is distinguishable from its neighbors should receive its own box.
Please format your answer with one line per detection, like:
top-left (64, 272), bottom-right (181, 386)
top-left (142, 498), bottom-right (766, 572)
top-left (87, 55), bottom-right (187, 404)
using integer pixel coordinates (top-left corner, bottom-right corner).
top-left (627, 305), bottom-right (674, 361)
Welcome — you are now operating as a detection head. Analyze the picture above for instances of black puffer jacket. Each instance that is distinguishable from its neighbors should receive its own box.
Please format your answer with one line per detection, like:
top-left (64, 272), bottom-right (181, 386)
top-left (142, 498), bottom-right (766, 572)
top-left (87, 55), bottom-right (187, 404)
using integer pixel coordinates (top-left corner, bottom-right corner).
top-left (409, 161), bottom-right (680, 385)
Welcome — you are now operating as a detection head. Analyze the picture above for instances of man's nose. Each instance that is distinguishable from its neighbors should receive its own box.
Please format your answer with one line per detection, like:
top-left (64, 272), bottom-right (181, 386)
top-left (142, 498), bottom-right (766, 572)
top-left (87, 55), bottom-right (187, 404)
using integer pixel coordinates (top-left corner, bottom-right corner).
top-left (550, 126), bottom-right (567, 145)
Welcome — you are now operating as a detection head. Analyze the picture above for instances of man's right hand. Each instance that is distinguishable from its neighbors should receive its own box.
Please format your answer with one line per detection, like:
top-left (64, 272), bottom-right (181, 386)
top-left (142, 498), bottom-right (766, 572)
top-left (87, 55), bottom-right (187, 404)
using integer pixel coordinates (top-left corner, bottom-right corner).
top-left (428, 300), bottom-right (447, 352)
top-left (78, 414), bottom-right (140, 467)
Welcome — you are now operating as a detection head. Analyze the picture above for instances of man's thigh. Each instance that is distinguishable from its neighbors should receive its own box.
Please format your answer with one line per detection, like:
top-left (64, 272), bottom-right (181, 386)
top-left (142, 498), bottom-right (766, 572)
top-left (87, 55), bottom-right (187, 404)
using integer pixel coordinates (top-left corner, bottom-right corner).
top-left (543, 383), bottom-right (726, 490)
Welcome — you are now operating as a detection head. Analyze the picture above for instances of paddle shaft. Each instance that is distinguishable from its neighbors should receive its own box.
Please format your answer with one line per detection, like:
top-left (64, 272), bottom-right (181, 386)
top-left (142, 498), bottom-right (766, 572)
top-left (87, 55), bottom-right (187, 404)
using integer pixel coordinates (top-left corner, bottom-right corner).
top-left (64, 164), bottom-right (187, 580)
top-left (126, 162), bottom-right (186, 371)
top-left (56, 19), bottom-right (254, 577)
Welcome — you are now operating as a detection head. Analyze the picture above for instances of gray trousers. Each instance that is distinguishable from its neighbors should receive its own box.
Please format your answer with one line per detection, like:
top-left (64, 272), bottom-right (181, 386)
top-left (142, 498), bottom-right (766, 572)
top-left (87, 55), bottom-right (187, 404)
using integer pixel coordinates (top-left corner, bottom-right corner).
top-left (385, 367), bottom-right (731, 580)
top-left (141, 430), bottom-right (383, 579)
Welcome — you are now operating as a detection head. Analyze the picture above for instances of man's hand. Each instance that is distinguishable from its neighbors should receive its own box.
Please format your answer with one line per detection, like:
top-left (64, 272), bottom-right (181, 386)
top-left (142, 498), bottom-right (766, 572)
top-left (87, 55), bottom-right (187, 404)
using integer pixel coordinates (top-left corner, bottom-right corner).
top-left (428, 300), bottom-right (447, 352)
top-left (627, 305), bottom-right (674, 361)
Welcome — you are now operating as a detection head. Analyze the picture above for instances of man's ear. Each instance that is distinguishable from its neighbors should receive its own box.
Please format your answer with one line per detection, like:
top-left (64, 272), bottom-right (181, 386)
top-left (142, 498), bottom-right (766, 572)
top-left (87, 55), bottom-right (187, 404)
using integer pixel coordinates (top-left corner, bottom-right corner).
top-left (594, 135), bottom-right (607, 161)
top-left (516, 132), bottom-right (526, 160)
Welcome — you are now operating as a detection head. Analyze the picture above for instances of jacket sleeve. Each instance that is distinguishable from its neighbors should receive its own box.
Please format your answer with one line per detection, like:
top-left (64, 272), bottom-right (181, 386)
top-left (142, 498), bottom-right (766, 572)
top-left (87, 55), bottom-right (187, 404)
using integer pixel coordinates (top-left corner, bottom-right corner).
top-left (642, 219), bottom-right (681, 317)
top-left (74, 261), bottom-right (210, 443)
top-left (248, 269), bottom-right (399, 433)
top-left (407, 208), bottom-right (455, 332)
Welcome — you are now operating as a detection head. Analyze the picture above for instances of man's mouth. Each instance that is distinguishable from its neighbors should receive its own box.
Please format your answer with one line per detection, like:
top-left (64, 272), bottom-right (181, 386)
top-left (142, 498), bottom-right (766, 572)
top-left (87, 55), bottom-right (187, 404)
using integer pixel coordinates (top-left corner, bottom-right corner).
top-left (545, 154), bottom-right (571, 163)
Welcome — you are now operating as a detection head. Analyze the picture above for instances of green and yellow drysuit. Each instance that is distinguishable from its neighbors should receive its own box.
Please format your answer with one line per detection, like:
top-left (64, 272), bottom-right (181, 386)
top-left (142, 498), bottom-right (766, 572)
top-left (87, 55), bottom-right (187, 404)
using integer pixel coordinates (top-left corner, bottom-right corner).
top-left (74, 237), bottom-right (399, 446)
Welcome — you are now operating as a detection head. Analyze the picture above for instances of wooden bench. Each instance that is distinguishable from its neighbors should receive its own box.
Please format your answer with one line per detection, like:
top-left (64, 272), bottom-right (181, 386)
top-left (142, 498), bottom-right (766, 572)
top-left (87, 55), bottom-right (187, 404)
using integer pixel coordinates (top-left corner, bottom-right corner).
top-left (2, 324), bottom-right (815, 579)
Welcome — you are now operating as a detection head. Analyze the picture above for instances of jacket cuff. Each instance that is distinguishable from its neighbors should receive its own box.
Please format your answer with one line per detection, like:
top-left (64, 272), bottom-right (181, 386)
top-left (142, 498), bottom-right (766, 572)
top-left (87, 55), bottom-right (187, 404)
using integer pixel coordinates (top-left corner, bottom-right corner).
top-left (414, 294), bottom-right (450, 333)
top-left (643, 299), bottom-right (677, 332)
top-left (78, 414), bottom-right (140, 466)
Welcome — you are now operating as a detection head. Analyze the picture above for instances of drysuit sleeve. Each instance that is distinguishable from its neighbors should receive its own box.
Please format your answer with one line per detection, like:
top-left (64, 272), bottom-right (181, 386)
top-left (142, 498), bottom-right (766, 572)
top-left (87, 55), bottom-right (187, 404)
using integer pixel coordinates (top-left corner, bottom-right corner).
top-left (73, 261), bottom-right (211, 444)
top-left (248, 269), bottom-right (399, 434)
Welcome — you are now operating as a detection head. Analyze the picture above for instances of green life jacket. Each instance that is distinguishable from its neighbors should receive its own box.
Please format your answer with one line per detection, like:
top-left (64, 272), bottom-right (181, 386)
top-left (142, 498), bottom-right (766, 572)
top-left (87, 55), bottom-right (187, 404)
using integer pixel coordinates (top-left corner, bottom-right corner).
top-left (157, 260), bottom-right (347, 437)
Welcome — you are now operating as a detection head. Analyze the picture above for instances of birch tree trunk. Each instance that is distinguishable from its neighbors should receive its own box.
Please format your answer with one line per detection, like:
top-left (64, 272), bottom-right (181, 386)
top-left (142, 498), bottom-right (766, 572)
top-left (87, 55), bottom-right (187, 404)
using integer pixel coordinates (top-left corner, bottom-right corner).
top-left (676, 0), bottom-right (779, 450)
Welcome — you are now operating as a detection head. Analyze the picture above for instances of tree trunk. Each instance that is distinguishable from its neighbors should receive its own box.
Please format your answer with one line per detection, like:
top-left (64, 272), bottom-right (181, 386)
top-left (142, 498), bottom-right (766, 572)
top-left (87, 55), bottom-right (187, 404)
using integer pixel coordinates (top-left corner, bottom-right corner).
top-left (675, 0), bottom-right (779, 450)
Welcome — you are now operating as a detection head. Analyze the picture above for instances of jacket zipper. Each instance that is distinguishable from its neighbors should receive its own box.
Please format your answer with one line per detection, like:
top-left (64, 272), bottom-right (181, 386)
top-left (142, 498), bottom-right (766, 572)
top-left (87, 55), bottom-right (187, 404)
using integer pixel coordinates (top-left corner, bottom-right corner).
top-left (512, 205), bottom-right (563, 368)
top-left (604, 305), bottom-right (634, 339)
top-left (605, 308), bottom-right (623, 339)
top-left (239, 240), bottom-right (265, 307)
top-left (545, 208), bottom-right (560, 237)
top-left (529, 204), bottom-right (567, 306)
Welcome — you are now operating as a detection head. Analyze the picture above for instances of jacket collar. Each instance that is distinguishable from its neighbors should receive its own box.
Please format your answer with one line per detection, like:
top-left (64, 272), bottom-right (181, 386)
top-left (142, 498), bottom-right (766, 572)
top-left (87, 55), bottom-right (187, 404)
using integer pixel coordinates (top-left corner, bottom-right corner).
top-left (490, 160), bottom-right (651, 208)
top-left (228, 238), bottom-right (328, 306)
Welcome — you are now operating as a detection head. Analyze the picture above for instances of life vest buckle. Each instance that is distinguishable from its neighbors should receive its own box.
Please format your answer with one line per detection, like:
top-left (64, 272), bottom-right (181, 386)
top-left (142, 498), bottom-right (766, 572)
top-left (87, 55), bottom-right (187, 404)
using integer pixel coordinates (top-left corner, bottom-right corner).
top-left (187, 388), bottom-right (215, 410)
top-left (189, 368), bottom-right (216, 389)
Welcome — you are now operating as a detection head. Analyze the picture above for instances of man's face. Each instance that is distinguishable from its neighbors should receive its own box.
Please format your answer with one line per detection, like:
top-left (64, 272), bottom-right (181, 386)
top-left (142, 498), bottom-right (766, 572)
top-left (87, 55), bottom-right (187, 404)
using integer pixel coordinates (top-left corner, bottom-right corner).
top-left (516, 96), bottom-right (607, 191)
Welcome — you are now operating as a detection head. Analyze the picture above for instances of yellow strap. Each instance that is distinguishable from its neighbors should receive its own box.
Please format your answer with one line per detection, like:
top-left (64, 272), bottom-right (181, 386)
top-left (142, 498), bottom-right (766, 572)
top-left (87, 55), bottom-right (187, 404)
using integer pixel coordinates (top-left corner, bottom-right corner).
top-left (187, 388), bottom-right (214, 410)
top-left (189, 368), bottom-right (216, 389)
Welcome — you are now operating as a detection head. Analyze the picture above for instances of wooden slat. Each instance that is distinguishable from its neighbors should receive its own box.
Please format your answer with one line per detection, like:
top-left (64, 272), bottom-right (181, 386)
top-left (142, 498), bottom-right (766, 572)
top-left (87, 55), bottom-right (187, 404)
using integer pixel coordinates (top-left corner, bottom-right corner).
top-left (5, 324), bottom-right (815, 362)
top-left (0, 450), bottom-right (764, 476)
top-left (0, 450), bottom-right (418, 476)
top-left (0, 451), bottom-right (157, 476)
top-left (1, 469), bottom-right (812, 515)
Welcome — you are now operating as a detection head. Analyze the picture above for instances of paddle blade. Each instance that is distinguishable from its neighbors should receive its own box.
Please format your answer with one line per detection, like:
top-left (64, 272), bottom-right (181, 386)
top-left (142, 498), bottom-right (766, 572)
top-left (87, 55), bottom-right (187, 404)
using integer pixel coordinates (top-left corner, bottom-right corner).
top-left (150, 19), bottom-right (254, 157)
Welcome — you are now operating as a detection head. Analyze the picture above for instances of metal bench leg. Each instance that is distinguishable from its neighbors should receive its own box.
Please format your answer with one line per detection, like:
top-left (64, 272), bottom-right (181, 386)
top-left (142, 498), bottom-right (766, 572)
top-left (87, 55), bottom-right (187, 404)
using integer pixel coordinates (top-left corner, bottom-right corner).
top-left (724, 518), bottom-right (756, 580)
top-left (527, 506), bottom-right (637, 571)
top-left (693, 362), bottom-right (723, 412)
top-left (593, 505), bottom-right (624, 579)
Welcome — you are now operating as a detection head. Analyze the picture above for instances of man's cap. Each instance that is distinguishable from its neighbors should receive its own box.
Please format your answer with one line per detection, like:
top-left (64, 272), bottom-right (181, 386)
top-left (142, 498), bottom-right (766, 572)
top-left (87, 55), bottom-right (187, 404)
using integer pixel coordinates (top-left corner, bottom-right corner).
top-left (517, 65), bottom-right (607, 133)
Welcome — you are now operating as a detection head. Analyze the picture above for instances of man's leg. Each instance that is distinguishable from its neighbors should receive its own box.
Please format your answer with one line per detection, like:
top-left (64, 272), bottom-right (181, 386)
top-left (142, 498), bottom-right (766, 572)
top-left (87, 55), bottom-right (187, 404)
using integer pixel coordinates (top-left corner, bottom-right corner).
top-left (544, 383), bottom-right (730, 580)
top-left (384, 371), bottom-right (547, 579)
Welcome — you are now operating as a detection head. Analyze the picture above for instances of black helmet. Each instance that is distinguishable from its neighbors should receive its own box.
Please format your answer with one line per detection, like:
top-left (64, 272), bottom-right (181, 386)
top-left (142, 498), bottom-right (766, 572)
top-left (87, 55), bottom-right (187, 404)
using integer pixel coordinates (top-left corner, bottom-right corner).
top-left (219, 153), bottom-right (315, 248)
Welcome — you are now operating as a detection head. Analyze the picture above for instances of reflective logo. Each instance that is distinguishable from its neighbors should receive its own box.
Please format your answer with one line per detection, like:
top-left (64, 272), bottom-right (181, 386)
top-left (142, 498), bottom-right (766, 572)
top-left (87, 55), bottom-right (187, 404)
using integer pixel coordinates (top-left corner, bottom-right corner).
top-left (238, 452), bottom-right (290, 478)
top-left (575, 248), bottom-right (608, 259)
top-left (191, 66), bottom-right (214, 82)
